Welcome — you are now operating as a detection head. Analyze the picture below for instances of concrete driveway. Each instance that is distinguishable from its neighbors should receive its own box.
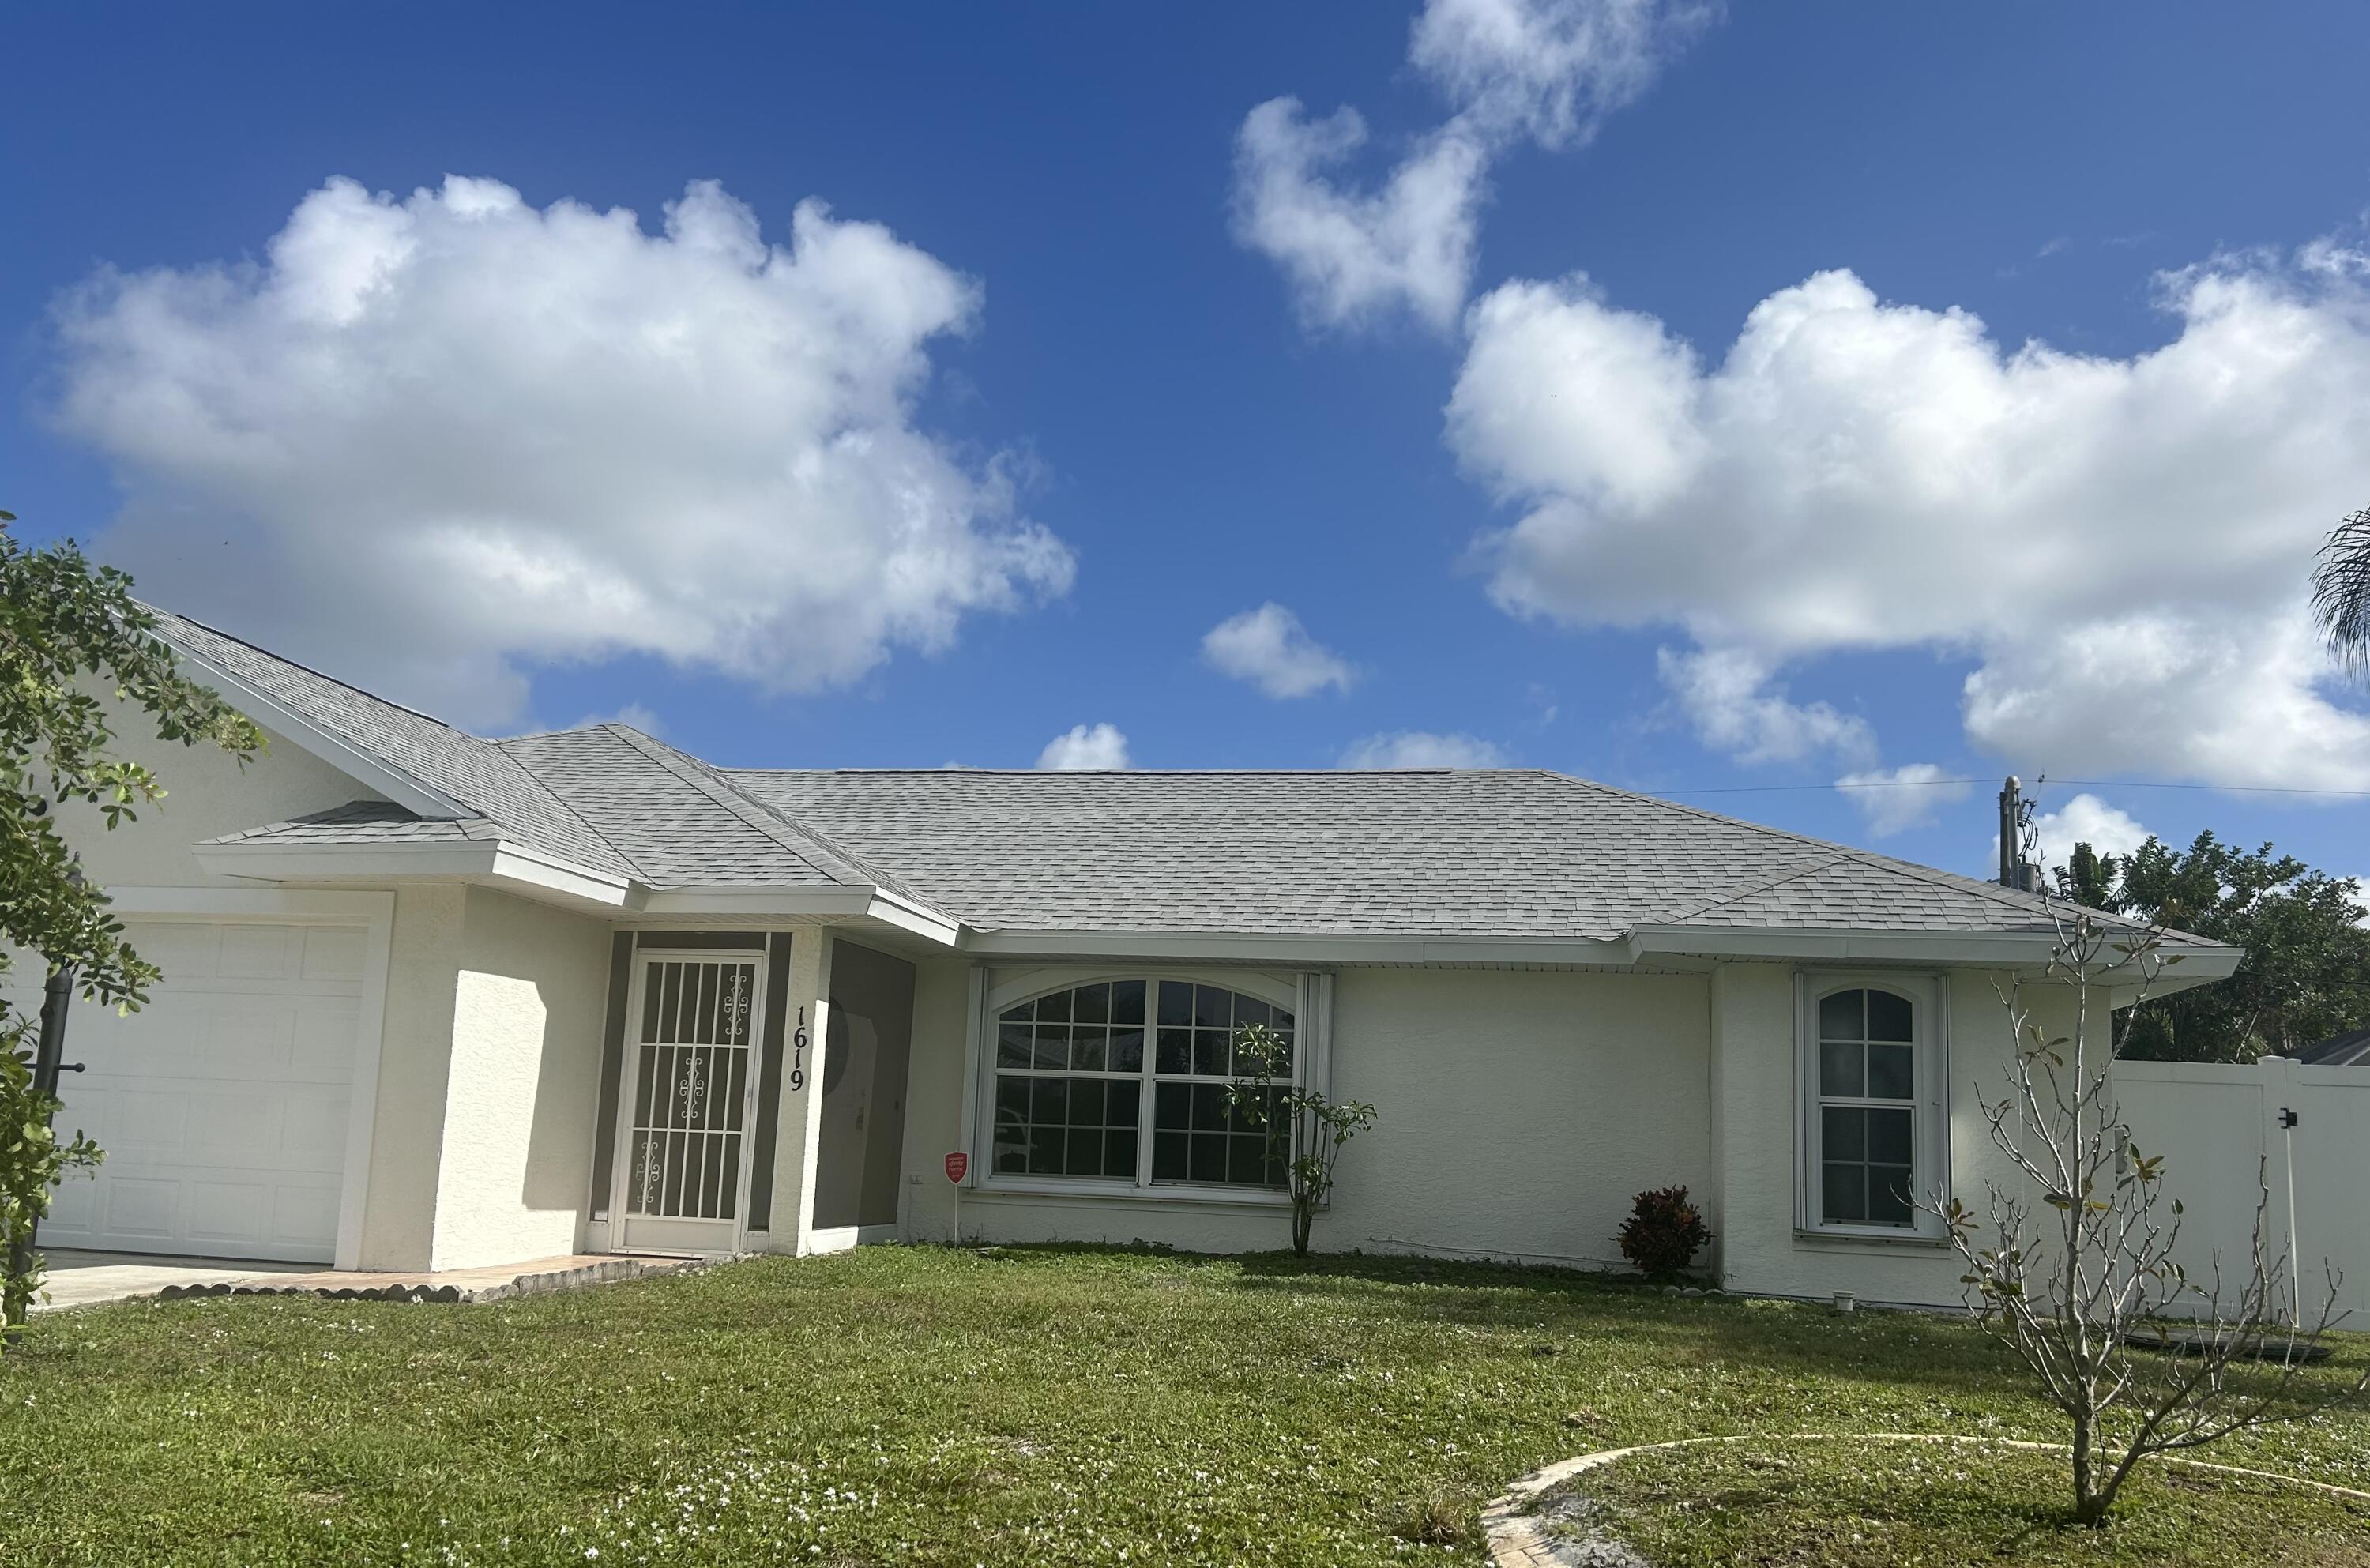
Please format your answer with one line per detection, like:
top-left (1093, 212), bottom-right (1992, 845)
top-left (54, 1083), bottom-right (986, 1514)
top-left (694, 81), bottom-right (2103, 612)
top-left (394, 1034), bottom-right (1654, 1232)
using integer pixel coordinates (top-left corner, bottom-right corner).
top-left (34, 1250), bottom-right (326, 1312)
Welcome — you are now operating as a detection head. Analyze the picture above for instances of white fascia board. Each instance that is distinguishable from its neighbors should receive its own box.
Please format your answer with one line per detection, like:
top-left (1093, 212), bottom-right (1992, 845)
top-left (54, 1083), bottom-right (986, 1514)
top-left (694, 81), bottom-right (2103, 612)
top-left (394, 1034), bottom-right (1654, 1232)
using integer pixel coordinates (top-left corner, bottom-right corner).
top-left (1628, 923), bottom-right (2244, 983)
top-left (636, 886), bottom-right (875, 918)
top-left (955, 928), bottom-right (1635, 965)
top-left (190, 837), bottom-right (634, 912)
top-left (160, 637), bottom-right (467, 820)
top-left (487, 843), bottom-right (636, 908)
top-left (864, 890), bottom-right (962, 946)
top-left (630, 884), bottom-right (963, 946)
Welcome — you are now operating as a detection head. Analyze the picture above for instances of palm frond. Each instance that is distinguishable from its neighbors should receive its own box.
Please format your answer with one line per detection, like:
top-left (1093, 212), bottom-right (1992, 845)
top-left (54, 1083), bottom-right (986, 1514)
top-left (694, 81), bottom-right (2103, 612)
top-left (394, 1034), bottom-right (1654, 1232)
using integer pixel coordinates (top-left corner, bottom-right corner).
top-left (2311, 507), bottom-right (2370, 682)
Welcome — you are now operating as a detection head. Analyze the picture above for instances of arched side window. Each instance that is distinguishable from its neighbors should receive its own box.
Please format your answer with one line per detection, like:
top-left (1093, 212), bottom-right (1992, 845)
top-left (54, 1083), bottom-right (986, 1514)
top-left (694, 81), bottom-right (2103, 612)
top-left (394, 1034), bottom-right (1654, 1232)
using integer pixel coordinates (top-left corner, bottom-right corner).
top-left (987, 976), bottom-right (1304, 1190)
top-left (1799, 975), bottom-right (1947, 1237)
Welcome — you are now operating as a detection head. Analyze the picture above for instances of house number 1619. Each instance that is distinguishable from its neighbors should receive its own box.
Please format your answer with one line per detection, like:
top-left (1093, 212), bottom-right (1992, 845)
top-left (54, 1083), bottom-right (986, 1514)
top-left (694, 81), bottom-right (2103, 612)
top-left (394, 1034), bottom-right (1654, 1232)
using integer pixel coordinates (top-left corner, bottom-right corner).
top-left (790, 1007), bottom-right (810, 1091)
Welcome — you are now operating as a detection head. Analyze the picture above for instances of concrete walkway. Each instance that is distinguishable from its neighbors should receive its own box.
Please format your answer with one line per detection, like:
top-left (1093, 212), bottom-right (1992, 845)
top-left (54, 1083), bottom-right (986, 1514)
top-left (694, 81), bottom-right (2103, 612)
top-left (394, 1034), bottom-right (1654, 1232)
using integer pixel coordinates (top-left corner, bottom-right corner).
top-left (33, 1250), bottom-right (702, 1311)
top-left (36, 1250), bottom-right (327, 1312)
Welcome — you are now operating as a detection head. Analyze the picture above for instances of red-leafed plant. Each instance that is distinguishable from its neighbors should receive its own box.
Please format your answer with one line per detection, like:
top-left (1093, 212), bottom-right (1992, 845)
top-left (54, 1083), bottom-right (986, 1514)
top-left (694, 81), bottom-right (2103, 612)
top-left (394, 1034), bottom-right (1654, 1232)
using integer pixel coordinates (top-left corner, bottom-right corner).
top-left (1617, 1186), bottom-right (1711, 1280)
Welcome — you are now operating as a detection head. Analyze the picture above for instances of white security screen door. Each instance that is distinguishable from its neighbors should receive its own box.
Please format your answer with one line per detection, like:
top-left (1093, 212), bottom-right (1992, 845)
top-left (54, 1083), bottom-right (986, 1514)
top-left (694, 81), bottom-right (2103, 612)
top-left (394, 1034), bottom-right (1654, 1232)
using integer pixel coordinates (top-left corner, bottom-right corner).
top-left (613, 952), bottom-right (765, 1254)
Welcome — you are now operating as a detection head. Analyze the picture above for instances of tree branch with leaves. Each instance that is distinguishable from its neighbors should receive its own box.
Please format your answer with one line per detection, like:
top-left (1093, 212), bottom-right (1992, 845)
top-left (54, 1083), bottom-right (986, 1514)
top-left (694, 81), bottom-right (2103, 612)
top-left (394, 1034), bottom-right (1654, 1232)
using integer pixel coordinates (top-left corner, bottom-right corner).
top-left (2312, 505), bottom-right (2370, 683)
top-left (0, 511), bottom-right (263, 1337)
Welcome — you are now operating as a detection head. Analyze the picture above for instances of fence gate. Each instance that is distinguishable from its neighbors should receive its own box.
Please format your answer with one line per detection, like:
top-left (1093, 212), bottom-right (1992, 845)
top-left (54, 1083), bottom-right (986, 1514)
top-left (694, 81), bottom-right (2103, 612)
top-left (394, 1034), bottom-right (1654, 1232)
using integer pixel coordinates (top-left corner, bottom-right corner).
top-left (613, 951), bottom-right (765, 1254)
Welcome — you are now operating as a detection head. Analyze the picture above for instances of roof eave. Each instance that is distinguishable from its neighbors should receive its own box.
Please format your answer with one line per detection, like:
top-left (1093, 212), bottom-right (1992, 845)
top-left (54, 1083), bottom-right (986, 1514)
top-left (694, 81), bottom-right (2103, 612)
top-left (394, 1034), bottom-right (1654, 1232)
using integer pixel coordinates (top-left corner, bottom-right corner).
top-left (156, 628), bottom-right (470, 821)
top-left (1627, 923), bottom-right (2244, 991)
top-left (956, 928), bottom-right (1637, 965)
top-left (636, 884), bottom-right (961, 945)
top-left (191, 837), bottom-right (634, 915)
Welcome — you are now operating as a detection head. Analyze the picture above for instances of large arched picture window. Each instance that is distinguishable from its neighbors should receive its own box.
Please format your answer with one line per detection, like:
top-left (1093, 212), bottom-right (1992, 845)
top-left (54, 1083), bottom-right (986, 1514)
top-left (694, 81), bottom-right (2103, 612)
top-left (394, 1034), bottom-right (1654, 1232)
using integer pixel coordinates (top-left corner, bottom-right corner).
top-left (991, 977), bottom-right (1295, 1189)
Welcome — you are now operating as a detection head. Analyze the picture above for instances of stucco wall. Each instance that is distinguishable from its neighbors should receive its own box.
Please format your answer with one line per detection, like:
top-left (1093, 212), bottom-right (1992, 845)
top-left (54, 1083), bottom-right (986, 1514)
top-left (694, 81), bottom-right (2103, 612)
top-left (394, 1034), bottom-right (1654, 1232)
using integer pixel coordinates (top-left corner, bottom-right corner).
top-left (901, 963), bottom-right (1717, 1266)
top-left (356, 886), bottom-right (610, 1271)
top-left (897, 953), bottom-right (973, 1243)
top-left (1325, 968), bottom-right (1713, 1265)
top-left (427, 886), bottom-right (611, 1270)
top-left (63, 698), bottom-right (384, 889)
top-left (1710, 961), bottom-right (2075, 1307)
top-left (357, 884), bottom-right (466, 1270)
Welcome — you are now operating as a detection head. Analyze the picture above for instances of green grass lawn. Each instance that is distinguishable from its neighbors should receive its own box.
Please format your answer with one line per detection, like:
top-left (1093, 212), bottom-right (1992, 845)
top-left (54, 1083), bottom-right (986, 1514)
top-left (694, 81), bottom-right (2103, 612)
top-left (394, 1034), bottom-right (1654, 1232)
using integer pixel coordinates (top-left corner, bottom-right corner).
top-left (1552, 1437), bottom-right (2370, 1566)
top-left (1, 1245), bottom-right (2364, 1566)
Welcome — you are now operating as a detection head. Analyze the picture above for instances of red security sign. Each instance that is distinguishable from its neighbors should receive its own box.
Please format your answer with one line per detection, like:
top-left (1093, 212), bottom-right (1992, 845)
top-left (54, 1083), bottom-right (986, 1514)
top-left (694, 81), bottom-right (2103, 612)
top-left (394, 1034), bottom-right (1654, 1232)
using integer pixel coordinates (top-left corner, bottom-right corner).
top-left (943, 1151), bottom-right (969, 1184)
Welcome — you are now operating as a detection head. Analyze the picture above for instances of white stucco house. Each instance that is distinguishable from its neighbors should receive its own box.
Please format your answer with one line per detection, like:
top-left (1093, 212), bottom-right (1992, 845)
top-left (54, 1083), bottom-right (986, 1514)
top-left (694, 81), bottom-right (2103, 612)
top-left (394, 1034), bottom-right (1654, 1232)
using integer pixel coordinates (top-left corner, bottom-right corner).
top-left (40, 608), bottom-right (2240, 1307)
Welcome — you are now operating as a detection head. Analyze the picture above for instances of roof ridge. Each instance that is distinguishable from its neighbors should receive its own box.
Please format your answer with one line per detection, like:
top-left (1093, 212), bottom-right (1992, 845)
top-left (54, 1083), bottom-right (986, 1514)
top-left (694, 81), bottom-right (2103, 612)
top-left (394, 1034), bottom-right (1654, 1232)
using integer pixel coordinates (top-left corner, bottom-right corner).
top-left (679, 753), bottom-right (939, 905)
top-left (494, 731), bottom-right (660, 882)
top-left (1637, 854), bottom-right (1844, 927)
top-left (601, 726), bottom-right (881, 889)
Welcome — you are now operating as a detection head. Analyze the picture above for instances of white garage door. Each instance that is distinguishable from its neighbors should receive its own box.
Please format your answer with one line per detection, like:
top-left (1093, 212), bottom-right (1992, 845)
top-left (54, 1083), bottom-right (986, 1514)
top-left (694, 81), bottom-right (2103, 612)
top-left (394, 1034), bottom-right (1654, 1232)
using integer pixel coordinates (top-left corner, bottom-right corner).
top-left (40, 919), bottom-right (365, 1264)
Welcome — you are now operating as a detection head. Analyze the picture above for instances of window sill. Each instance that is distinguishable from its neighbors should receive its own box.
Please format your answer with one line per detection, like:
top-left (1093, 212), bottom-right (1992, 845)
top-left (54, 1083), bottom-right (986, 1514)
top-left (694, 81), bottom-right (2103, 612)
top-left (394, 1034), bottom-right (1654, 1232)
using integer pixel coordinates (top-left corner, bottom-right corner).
top-left (971, 1177), bottom-right (1293, 1209)
top-left (1792, 1226), bottom-right (1950, 1252)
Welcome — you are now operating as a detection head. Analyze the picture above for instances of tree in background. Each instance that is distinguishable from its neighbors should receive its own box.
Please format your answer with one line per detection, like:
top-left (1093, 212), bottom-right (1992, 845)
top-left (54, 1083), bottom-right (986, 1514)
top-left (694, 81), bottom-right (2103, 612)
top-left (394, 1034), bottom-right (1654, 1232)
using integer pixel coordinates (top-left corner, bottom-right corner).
top-left (2311, 506), bottom-right (2370, 681)
top-left (0, 513), bottom-right (262, 1336)
top-left (2052, 830), bottom-right (2370, 1062)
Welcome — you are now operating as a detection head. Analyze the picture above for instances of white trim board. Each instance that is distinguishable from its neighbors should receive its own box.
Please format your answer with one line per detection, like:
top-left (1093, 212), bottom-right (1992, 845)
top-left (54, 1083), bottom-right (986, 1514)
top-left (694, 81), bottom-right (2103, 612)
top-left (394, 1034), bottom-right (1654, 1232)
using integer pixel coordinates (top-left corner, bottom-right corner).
top-left (193, 839), bottom-right (634, 915)
top-left (157, 636), bottom-right (468, 821)
top-left (1632, 924), bottom-right (2242, 986)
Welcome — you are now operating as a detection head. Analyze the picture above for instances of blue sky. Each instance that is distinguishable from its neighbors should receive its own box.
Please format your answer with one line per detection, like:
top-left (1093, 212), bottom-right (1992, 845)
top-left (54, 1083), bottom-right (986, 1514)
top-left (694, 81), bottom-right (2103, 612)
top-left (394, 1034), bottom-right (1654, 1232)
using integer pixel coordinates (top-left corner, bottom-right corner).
top-left (6, 2), bottom-right (2370, 886)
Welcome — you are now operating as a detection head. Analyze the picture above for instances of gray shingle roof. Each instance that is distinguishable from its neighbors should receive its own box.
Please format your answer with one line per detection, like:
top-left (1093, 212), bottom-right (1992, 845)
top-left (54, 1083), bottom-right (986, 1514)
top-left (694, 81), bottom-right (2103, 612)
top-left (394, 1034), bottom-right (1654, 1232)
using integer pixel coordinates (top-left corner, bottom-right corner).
top-left (150, 609), bottom-right (634, 878)
top-left (1646, 853), bottom-right (2126, 936)
top-left (206, 800), bottom-right (507, 845)
top-left (160, 606), bottom-right (2203, 949)
top-left (724, 768), bottom-right (2190, 943)
top-left (497, 726), bottom-right (884, 889)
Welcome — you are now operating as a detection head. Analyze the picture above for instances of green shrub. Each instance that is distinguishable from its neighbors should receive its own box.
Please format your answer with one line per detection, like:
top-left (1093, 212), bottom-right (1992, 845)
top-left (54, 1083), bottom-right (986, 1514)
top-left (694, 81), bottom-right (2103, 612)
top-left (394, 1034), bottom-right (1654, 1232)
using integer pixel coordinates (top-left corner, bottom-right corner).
top-left (1616, 1185), bottom-right (1710, 1280)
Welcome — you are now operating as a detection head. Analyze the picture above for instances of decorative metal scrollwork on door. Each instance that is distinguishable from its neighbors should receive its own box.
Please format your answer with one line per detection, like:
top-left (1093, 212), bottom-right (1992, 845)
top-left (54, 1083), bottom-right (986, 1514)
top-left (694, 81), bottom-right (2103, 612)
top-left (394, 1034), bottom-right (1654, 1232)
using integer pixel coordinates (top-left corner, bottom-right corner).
top-left (624, 958), bottom-right (758, 1222)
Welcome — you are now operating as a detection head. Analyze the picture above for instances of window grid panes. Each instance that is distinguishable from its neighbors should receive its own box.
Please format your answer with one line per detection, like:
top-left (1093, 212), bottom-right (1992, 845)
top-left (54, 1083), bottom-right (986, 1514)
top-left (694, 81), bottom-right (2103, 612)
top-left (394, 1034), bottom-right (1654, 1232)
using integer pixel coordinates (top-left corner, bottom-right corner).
top-left (1815, 987), bottom-right (1917, 1228)
top-left (993, 979), bottom-right (1293, 1190)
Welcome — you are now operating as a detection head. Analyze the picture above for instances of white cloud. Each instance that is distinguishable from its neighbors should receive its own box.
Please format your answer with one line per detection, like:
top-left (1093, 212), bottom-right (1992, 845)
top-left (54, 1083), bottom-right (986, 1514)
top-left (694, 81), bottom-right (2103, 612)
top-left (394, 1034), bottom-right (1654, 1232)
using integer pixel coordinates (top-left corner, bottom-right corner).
top-left (1339, 730), bottom-right (1510, 767)
top-left (1202, 602), bottom-right (1358, 698)
top-left (1834, 762), bottom-right (1973, 837)
top-left (54, 175), bottom-right (1074, 730)
top-left (1233, 0), bottom-right (1712, 331)
top-left (1657, 646), bottom-right (1874, 766)
top-left (1449, 250), bottom-right (2370, 788)
top-left (1233, 107), bottom-right (1488, 333)
top-left (1409, 0), bottom-right (1718, 149)
top-left (1036, 723), bottom-right (1130, 771)
top-left (2024, 792), bottom-right (2154, 875)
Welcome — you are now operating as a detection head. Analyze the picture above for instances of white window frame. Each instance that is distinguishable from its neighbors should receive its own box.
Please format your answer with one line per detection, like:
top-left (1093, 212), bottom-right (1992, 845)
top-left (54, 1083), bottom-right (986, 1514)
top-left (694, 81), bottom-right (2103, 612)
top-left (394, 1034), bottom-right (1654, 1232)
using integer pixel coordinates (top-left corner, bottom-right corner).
top-left (966, 967), bottom-right (1332, 1201)
top-left (1796, 971), bottom-right (1949, 1242)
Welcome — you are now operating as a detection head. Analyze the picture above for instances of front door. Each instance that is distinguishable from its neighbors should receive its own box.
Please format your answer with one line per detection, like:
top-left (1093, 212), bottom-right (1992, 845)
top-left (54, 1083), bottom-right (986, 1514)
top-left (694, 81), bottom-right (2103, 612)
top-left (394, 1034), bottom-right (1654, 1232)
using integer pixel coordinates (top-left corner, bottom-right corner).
top-left (612, 950), bottom-right (766, 1254)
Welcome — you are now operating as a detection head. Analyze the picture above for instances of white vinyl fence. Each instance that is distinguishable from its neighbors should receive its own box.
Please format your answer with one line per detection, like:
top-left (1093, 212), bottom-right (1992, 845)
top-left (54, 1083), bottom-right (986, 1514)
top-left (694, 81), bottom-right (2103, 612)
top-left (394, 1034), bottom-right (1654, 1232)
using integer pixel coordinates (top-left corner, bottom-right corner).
top-left (2114, 1055), bottom-right (2370, 1325)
